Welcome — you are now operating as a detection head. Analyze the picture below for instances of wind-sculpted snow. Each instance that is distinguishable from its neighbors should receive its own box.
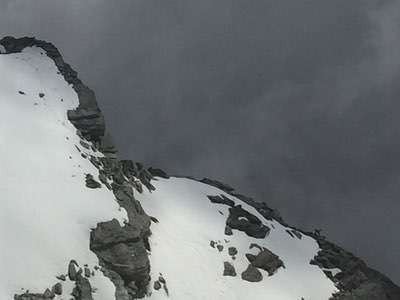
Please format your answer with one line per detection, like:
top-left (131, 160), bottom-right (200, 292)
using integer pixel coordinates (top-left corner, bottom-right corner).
top-left (0, 46), bottom-right (127, 299)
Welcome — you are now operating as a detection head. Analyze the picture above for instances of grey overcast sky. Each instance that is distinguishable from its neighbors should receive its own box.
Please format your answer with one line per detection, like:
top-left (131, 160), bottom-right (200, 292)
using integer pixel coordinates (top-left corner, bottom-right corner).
top-left (1, 0), bottom-right (400, 284)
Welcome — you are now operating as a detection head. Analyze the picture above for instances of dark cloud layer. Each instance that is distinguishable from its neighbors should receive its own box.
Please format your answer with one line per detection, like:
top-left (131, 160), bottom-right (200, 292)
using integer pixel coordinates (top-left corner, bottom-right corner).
top-left (2, 0), bottom-right (400, 284)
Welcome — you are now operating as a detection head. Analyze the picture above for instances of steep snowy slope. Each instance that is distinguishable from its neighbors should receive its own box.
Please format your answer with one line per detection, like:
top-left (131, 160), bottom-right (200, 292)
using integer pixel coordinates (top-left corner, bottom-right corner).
top-left (1, 37), bottom-right (400, 300)
top-left (0, 43), bottom-right (128, 299)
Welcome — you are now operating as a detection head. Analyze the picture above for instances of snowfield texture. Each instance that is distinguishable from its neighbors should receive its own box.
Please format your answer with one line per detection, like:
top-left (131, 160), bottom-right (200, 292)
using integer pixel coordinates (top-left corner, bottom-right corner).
top-left (136, 177), bottom-right (339, 300)
top-left (0, 47), bottom-right (127, 299)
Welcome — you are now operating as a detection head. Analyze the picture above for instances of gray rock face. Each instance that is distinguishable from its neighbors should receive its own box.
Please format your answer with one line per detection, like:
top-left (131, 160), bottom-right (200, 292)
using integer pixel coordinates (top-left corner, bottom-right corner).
top-left (331, 282), bottom-right (389, 300)
top-left (224, 225), bottom-right (233, 236)
top-left (85, 174), bottom-right (101, 189)
top-left (241, 265), bottom-right (263, 282)
top-left (68, 260), bottom-right (79, 281)
top-left (200, 178), bottom-right (235, 193)
top-left (310, 236), bottom-right (400, 300)
top-left (90, 219), bottom-right (150, 298)
top-left (228, 247), bottom-right (238, 256)
top-left (250, 248), bottom-right (284, 276)
top-left (226, 205), bottom-right (270, 239)
top-left (14, 292), bottom-right (53, 300)
top-left (207, 195), bottom-right (235, 207)
top-left (52, 283), bottom-right (62, 296)
top-left (223, 262), bottom-right (237, 277)
top-left (72, 275), bottom-right (94, 300)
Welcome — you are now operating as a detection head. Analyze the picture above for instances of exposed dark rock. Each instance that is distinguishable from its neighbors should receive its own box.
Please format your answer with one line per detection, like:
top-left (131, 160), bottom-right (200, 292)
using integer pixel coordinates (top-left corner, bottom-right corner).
top-left (310, 235), bottom-right (400, 300)
top-left (223, 262), bottom-right (237, 277)
top-left (158, 276), bottom-right (166, 284)
top-left (14, 288), bottom-right (55, 300)
top-left (150, 216), bottom-right (159, 223)
top-left (250, 248), bottom-right (284, 276)
top-left (72, 274), bottom-right (93, 300)
top-left (153, 281), bottom-right (162, 290)
top-left (249, 243), bottom-right (263, 252)
top-left (148, 167), bottom-right (169, 179)
top-left (286, 229), bottom-right (295, 238)
top-left (224, 225), bottom-right (233, 236)
top-left (39, 93), bottom-right (45, 98)
top-left (68, 260), bottom-right (79, 281)
top-left (120, 161), bottom-right (155, 192)
top-left (331, 282), bottom-right (389, 300)
top-left (18, 91), bottom-right (25, 95)
top-left (85, 174), bottom-right (101, 189)
top-left (14, 292), bottom-right (53, 300)
top-left (226, 205), bottom-right (270, 239)
top-left (210, 240), bottom-right (216, 248)
top-left (207, 195), bottom-right (235, 207)
top-left (90, 219), bottom-right (150, 298)
top-left (217, 244), bottom-right (224, 252)
top-left (241, 265), bottom-right (263, 282)
top-left (56, 274), bottom-right (66, 281)
top-left (291, 230), bottom-right (302, 239)
top-left (52, 283), bottom-right (62, 296)
top-left (228, 247), bottom-right (238, 256)
top-left (84, 267), bottom-right (91, 278)
top-left (245, 253), bottom-right (256, 263)
top-left (200, 178), bottom-right (235, 193)
top-left (231, 193), bottom-right (285, 225)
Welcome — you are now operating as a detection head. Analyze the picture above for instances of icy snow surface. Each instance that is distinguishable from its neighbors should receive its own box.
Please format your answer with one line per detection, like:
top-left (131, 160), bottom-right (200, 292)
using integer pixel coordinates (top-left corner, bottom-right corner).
top-left (0, 47), bottom-right (127, 299)
top-left (136, 177), bottom-right (339, 300)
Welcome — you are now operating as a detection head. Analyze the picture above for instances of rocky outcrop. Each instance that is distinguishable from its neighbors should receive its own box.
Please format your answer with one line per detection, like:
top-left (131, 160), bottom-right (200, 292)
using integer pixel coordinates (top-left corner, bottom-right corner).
top-left (89, 156), bottom-right (152, 299)
top-left (223, 262), bottom-right (237, 277)
top-left (247, 248), bottom-right (284, 276)
top-left (241, 265), bottom-right (263, 282)
top-left (207, 195), bottom-right (235, 207)
top-left (309, 236), bottom-right (400, 300)
top-left (14, 290), bottom-right (54, 300)
top-left (90, 220), bottom-right (150, 298)
top-left (226, 205), bottom-right (270, 239)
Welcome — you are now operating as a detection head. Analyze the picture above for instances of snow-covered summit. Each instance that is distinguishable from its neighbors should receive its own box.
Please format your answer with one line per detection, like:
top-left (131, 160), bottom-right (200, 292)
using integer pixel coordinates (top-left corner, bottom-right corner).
top-left (1, 37), bottom-right (399, 300)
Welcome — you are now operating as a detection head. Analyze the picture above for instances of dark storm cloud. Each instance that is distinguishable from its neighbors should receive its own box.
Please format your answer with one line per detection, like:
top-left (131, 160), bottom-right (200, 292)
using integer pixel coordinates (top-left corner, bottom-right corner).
top-left (1, 0), bottom-right (400, 283)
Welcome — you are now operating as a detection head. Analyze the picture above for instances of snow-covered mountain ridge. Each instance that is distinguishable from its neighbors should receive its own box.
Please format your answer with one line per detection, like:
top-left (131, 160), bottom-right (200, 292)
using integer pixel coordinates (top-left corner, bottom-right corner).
top-left (1, 36), bottom-right (399, 300)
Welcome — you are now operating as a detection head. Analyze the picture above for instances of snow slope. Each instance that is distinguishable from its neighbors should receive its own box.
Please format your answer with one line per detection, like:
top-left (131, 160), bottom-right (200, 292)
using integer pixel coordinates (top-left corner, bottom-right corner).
top-left (0, 47), bottom-right (127, 299)
top-left (136, 177), bottom-right (339, 300)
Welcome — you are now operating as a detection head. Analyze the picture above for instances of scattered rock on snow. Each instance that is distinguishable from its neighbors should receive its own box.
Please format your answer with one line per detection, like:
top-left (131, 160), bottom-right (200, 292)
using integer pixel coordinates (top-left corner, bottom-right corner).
top-left (250, 248), bottom-right (284, 276)
top-left (228, 246), bottom-right (238, 256)
top-left (223, 262), bottom-right (237, 277)
top-left (241, 264), bottom-right (263, 282)
top-left (85, 174), bottom-right (101, 189)
top-left (153, 281), bottom-right (162, 290)
top-left (52, 283), bottom-right (62, 295)
top-left (207, 194), bottom-right (235, 207)
top-left (226, 205), bottom-right (270, 239)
